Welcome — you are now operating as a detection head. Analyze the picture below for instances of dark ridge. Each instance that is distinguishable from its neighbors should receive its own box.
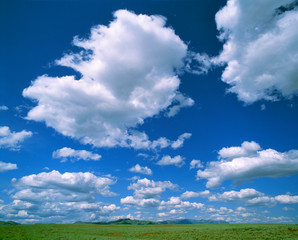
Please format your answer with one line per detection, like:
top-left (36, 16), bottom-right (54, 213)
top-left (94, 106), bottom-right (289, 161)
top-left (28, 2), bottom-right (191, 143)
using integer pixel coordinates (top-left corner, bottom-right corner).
top-left (0, 221), bottom-right (20, 226)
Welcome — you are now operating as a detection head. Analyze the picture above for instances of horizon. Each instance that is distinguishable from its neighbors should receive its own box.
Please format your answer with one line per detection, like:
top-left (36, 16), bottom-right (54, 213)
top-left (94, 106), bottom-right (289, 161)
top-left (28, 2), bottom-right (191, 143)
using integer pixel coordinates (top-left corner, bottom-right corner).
top-left (0, 0), bottom-right (297, 224)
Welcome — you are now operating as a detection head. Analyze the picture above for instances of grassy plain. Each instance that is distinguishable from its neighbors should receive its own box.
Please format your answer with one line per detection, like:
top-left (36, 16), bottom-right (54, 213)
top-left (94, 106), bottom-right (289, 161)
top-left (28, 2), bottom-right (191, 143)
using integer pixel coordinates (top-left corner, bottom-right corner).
top-left (0, 223), bottom-right (297, 240)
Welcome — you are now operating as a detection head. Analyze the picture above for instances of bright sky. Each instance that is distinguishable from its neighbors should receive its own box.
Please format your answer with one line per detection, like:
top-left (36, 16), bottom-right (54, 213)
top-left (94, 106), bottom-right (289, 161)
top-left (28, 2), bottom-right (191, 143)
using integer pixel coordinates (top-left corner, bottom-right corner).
top-left (0, 0), bottom-right (298, 224)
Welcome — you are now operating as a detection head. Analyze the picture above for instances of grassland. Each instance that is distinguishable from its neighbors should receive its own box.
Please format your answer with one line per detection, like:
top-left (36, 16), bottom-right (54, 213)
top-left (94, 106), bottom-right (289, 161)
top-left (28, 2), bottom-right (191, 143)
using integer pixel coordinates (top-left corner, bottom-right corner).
top-left (0, 223), bottom-right (297, 240)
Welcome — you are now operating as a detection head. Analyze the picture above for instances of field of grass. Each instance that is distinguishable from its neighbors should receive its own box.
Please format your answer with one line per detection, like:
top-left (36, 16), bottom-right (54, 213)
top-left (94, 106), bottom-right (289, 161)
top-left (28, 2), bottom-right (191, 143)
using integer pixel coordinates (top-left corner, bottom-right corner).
top-left (0, 223), bottom-right (297, 240)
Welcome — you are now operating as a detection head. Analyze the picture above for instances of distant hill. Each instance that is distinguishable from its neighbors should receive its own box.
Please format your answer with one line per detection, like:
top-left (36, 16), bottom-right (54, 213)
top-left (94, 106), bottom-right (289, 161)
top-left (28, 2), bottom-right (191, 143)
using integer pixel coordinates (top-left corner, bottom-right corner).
top-left (74, 218), bottom-right (228, 225)
top-left (160, 219), bottom-right (228, 224)
top-left (0, 221), bottom-right (20, 226)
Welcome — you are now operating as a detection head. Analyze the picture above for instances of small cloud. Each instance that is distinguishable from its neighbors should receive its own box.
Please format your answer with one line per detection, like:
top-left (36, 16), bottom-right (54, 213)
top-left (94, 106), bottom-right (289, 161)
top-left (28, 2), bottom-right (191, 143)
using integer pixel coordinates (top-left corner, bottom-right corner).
top-left (0, 126), bottom-right (32, 151)
top-left (0, 161), bottom-right (17, 172)
top-left (129, 164), bottom-right (152, 175)
top-left (52, 147), bottom-right (101, 162)
top-left (190, 159), bottom-right (203, 169)
top-left (157, 155), bottom-right (185, 167)
top-left (0, 105), bottom-right (8, 111)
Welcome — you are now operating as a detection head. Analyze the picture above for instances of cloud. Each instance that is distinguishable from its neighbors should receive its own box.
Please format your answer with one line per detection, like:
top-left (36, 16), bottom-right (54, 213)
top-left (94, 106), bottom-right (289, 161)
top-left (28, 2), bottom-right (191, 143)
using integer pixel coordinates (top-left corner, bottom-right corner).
top-left (0, 170), bottom-right (119, 223)
top-left (208, 188), bottom-right (264, 202)
top-left (0, 126), bottom-right (32, 151)
top-left (171, 133), bottom-right (192, 149)
top-left (120, 178), bottom-right (177, 208)
top-left (12, 170), bottom-right (116, 198)
top-left (190, 159), bottom-right (203, 169)
top-left (159, 196), bottom-right (204, 211)
top-left (0, 105), bottom-right (8, 111)
top-left (0, 161), bottom-right (17, 172)
top-left (208, 188), bottom-right (298, 206)
top-left (180, 190), bottom-right (210, 199)
top-left (23, 9), bottom-right (193, 149)
top-left (197, 141), bottom-right (298, 188)
top-left (52, 147), bottom-right (101, 162)
top-left (212, 0), bottom-right (298, 103)
top-left (129, 164), bottom-right (152, 175)
top-left (156, 155), bottom-right (185, 167)
top-left (166, 94), bottom-right (194, 117)
top-left (127, 178), bottom-right (177, 199)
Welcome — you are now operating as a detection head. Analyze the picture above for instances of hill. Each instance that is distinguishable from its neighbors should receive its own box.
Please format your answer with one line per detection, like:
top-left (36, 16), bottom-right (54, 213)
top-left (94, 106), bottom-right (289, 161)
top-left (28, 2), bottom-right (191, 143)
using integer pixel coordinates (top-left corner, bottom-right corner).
top-left (0, 221), bottom-right (20, 226)
top-left (160, 219), bottom-right (228, 224)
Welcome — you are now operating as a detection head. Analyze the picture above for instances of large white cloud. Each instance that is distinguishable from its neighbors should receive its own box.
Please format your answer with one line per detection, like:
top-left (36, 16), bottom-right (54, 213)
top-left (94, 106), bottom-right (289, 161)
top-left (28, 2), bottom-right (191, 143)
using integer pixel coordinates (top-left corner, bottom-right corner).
top-left (23, 10), bottom-right (193, 149)
top-left (197, 141), bottom-right (298, 188)
top-left (0, 170), bottom-right (120, 223)
top-left (213, 0), bottom-right (298, 103)
top-left (0, 126), bottom-right (32, 151)
top-left (52, 147), bottom-right (101, 162)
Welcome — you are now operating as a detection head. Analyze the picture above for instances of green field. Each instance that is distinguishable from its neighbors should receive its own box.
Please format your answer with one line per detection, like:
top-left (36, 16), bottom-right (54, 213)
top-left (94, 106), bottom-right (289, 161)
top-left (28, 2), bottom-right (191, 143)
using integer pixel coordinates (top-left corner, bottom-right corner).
top-left (0, 223), bottom-right (297, 240)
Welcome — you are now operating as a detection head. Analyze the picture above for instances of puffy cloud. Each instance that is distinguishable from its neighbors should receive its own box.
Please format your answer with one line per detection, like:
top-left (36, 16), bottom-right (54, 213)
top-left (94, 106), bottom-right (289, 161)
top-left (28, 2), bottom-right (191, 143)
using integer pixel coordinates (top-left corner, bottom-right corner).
top-left (190, 159), bottom-right (203, 169)
top-left (197, 141), bottom-right (298, 188)
top-left (0, 126), bottom-right (32, 151)
top-left (156, 155), bottom-right (185, 167)
top-left (12, 170), bottom-right (116, 198)
top-left (208, 188), bottom-right (264, 202)
top-left (0, 105), bottom-right (8, 111)
top-left (127, 178), bottom-right (177, 199)
top-left (159, 196), bottom-right (204, 210)
top-left (171, 133), bottom-right (192, 149)
top-left (1, 170), bottom-right (119, 223)
top-left (213, 0), bottom-right (298, 103)
top-left (180, 190), bottom-right (210, 199)
top-left (275, 195), bottom-right (298, 204)
top-left (23, 10), bottom-right (193, 149)
top-left (52, 147), bottom-right (101, 162)
top-left (0, 161), bottom-right (17, 172)
top-left (129, 164), bottom-right (152, 175)
top-left (166, 94), bottom-right (194, 118)
top-left (120, 196), bottom-right (160, 208)
top-left (208, 188), bottom-right (298, 206)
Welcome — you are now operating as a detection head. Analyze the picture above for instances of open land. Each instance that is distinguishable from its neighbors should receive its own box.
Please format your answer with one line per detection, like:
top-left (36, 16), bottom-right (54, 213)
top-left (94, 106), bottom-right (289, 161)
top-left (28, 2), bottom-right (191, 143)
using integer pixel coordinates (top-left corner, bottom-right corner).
top-left (0, 223), bottom-right (297, 240)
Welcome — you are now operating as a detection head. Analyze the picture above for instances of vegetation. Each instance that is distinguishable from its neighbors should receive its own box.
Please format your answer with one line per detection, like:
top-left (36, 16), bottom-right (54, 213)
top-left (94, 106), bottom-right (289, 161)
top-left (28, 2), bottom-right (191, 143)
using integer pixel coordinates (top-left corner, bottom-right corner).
top-left (0, 223), bottom-right (297, 240)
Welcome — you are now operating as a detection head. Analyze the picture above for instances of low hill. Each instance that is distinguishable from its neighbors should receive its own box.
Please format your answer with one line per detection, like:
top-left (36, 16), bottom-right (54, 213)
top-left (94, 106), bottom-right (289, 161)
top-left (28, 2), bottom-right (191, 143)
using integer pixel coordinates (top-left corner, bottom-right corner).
top-left (0, 221), bottom-right (20, 226)
top-left (160, 219), bottom-right (228, 224)
top-left (74, 218), bottom-right (228, 225)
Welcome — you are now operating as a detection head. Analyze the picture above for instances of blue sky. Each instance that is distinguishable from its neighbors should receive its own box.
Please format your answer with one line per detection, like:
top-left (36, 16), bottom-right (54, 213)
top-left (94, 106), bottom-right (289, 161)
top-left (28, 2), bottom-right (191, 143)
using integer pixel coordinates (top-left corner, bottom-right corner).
top-left (0, 0), bottom-right (298, 224)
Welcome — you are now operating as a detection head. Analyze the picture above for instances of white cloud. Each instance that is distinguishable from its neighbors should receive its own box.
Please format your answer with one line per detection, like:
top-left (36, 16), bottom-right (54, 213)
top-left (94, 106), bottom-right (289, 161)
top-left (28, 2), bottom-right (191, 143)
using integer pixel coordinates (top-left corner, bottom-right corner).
top-left (52, 147), bottom-right (101, 162)
top-left (23, 10), bottom-right (193, 149)
top-left (129, 164), bottom-right (152, 175)
top-left (180, 190), bottom-right (210, 199)
top-left (127, 178), bottom-right (177, 199)
top-left (190, 159), bottom-right (203, 169)
top-left (156, 155), bottom-right (185, 167)
top-left (166, 94), bottom-right (194, 117)
top-left (171, 133), bottom-right (192, 149)
top-left (159, 196), bottom-right (204, 210)
top-left (213, 0), bottom-right (298, 103)
top-left (1, 170), bottom-right (120, 223)
top-left (0, 161), bottom-right (17, 172)
top-left (197, 141), bottom-right (298, 188)
top-left (120, 196), bottom-right (160, 208)
top-left (208, 188), bottom-right (264, 202)
top-left (0, 105), bottom-right (8, 111)
top-left (12, 170), bottom-right (116, 197)
top-left (0, 126), bottom-right (32, 151)
top-left (275, 195), bottom-right (298, 204)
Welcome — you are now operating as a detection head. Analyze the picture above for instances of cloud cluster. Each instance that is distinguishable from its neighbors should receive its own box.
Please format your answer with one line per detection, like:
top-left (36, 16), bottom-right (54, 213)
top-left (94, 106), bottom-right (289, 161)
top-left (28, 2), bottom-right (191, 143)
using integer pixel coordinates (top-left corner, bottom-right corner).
top-left (23, 10), bottom-right (193, 149)
top-left (120, 178), bottom-right (177, 208)
top-left (213, 0), bottom-right (298, 103)
top-left (129, 164), bottom-right (152, 175)
top-left (52, 147), bottom-right (101, 162)
top-left (0, 170), bottom-right (119, 223)
top-left (156, 155), bottom-right (185, 167)
top-left (180, 190), bottom-right (210, 199)
top-left (0, 126), bottom-right (32, 151)
top-left (197, 141), bottom-right (298, 188)
top-left (209, 188), bottom-right (298, 206)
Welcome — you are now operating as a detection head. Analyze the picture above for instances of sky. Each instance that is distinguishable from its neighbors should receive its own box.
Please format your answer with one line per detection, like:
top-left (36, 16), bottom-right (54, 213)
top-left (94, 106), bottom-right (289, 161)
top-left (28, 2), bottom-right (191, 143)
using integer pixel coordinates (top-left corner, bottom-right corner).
top-left (0, 0), bottom-right (298, 224)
